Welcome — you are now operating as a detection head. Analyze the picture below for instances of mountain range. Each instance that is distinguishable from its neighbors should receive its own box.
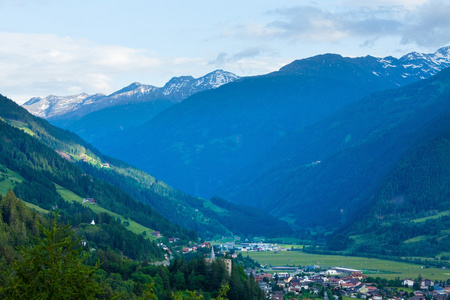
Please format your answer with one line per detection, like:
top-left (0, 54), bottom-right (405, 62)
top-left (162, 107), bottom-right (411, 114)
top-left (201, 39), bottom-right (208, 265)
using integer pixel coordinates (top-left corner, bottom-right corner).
top-left (86, 46), bottom-right (450, 198)
top-left (23, 70), bottom-right (239, 142)
top-left (18, 46), bottom-right (450, 256)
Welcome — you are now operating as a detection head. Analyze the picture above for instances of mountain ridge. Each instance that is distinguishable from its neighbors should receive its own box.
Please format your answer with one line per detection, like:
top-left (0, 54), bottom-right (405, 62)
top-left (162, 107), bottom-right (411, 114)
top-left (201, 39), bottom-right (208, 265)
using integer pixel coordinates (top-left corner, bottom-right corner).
top-left (92, 46), bottom-right (450, 200)
top-left (23, 69), bottom-right (240, 120)
top-left (3, 93), bottom-right (289, 238)
top-left (218, 68), bottom-right (450, 229)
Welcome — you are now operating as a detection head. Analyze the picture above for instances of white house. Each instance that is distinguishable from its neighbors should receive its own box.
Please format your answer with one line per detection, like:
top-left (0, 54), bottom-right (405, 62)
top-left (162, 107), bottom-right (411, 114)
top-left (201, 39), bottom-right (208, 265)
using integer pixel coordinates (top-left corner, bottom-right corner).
top-left (402, 279), bottom-right (414, 287)
top-left (326, 269), bottom-right (338, 275)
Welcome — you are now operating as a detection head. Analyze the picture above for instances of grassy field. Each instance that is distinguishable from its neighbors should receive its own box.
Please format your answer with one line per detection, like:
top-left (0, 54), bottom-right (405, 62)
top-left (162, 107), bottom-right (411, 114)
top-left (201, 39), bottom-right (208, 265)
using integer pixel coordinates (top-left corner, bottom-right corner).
top-left (24, 202), bottom-right (50, 214)
top-left (0, 167), bottom-right (24, 195)
top-left (246, 251), bottom-right (450, 281)
top-left (5, 119), bottom-right (35, 136)
top-left (209, 237), bottom-right (237, 245)
top-left (412, 210), bottom-right (450, 223)
top-left (54, 183), bottom-right (156, 240)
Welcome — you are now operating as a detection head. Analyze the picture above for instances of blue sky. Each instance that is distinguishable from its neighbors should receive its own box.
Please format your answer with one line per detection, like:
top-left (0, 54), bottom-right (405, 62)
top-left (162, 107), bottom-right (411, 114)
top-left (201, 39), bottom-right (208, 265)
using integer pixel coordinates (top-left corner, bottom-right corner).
top-left (1, 0), bottom-right (449, 103)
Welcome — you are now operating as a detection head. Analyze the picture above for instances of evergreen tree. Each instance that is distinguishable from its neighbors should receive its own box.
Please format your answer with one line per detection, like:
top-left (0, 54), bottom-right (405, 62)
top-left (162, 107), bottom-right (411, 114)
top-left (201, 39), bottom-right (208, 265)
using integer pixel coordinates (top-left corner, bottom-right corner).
top-left (0, 212), bottom-right (105, 299)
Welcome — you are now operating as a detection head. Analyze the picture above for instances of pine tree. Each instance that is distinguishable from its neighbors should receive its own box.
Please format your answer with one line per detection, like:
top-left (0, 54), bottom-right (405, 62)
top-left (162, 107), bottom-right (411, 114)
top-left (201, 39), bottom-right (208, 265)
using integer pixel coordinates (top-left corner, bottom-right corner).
top-left (0, 212), bottom-right (105, 299)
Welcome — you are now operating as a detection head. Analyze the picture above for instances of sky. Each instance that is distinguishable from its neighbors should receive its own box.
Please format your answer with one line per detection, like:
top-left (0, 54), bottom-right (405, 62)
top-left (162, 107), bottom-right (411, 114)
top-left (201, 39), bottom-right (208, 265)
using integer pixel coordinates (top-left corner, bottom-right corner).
top-left (1, 0), bottom-right (450, 104)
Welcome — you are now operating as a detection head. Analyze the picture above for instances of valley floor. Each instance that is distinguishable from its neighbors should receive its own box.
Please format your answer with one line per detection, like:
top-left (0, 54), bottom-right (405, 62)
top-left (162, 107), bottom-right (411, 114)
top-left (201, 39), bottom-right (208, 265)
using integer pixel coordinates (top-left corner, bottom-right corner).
top-left (246, 250), bottom-right (449, 281)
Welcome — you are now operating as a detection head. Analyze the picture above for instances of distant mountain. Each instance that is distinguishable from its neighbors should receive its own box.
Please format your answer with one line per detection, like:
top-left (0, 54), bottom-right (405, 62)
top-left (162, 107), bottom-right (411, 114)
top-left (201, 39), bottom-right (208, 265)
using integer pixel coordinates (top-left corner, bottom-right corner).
top-left (219, 67), bottom-right (450, 230)
top-left (279, 46), bottom-right (450, 84)
top-left (23, 69), bottom-right (239, 142)
top-left (23, 69), bottom-right (239, 120)
top-left (4, 93), bottom-right (287, 238)
top-left (93, 47), bottom-right (450, 200)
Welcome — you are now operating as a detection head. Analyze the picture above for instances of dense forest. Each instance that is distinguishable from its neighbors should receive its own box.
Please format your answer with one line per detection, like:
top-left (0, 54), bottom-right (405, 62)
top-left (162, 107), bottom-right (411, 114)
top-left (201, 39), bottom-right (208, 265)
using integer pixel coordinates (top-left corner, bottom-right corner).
top-left (326, 120), bottom-right (450, 258)
top-left (0, 93), bottom-right (291, 239)
top-left (0, 190), bottom-right (264, 299)
top-left (0, 116), bottom-right (196, 240)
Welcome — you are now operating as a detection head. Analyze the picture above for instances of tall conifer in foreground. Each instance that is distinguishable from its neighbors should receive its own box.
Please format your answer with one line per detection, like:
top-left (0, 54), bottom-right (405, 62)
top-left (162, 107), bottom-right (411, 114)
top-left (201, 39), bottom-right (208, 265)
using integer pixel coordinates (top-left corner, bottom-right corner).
top-left (0, 212), bottom-right (105, 299)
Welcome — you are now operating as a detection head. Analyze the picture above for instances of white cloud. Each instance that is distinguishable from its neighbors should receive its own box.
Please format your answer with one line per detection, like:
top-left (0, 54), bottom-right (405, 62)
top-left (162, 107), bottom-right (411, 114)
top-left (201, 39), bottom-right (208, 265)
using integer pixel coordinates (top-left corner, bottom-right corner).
top-left (221, 0), bottom-right (450, 53)
top-left (0, 33), bottom-right (166, 103)
top-left (401, 0), bottom-right (450, 47)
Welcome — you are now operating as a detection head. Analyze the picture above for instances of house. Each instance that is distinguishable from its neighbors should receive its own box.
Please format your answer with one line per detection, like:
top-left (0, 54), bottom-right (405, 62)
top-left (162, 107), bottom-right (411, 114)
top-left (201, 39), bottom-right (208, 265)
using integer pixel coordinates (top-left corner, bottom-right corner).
top-left (254, 273), bottom-right (273, 282)
top-left (358, 285), bottom-right (370, 294)
top-left (420, 279), bottom-right (434, 288)
top-left (259, 282), bottom-right (271, 294)
top-left (151, 231), bottom-right (161, 238)
top-left (334, 267), bottom-right (363, 276)
top-left (288, 283), bottom-right (303, 294)
top-left (272, 291), bottom-right (284, 300)
top-left (310, 275), bottom-right (327, 283)
top-left (342, 282), bottom-right (356, 289)
top-left (327, 278), bottom-right (342, 287)
top-left (402, 279), bottom-right (415, 287)
top-left (327, 269), bottom-right (338, 275)
top-left (83, 198), bottom-right (95, 204)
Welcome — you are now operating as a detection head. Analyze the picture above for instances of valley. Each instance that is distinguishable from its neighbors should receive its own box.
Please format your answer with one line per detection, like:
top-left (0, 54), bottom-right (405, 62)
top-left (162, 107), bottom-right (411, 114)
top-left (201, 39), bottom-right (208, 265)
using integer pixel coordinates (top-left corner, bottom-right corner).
top-left (2, 46), bottom-right (450, 299)
top-left (245, 250), bottom-right (449, 281)
top-left (4, 1), bottom-right (450, 299)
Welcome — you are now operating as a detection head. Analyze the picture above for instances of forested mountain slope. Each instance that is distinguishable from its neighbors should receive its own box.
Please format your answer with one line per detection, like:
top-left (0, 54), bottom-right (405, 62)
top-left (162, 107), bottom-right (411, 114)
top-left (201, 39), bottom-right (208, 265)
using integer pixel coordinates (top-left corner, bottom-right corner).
top-left (1, 94), bottom-right (288, 238)
top-left (332, 114), bottom-right (450, 257)
top-left (219, 68), bottom-right (450, 230)
top-left (95, 53), bottom-right (412, 199)
top-left (0, 99), bottom-right (193, 242)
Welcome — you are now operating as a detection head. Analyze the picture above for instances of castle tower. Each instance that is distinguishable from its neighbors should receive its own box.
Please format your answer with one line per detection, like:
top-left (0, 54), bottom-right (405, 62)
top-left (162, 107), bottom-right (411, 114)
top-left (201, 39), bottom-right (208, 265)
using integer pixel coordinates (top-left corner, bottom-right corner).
top-left (210, 246), bottom-right (215, 261)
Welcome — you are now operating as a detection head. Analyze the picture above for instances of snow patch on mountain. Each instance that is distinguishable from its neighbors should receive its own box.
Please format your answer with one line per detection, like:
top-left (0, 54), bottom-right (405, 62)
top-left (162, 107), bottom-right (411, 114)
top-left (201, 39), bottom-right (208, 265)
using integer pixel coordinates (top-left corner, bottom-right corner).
top-left (23, 93), bottom-right (98, 118)
top-left (23, 69), bottom-right (240, 120)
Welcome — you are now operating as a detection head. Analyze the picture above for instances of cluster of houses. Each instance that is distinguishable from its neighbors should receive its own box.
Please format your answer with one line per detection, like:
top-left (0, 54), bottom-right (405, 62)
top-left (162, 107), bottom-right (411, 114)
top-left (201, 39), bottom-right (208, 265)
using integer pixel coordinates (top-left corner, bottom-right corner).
top-left (246, 267), bottom-right (450, 300)
top-left (181, 242), bottom-right (212, 254)
top-left (217, 242), bottom-right (284, 252)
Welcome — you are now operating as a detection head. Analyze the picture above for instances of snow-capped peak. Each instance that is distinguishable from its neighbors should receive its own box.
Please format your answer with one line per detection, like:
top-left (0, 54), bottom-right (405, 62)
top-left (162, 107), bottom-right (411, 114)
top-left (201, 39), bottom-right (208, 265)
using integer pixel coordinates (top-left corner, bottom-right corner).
top-left (23, 70), bottom-right (240, 120)
top-left (22, 93), bottom-right (93, 118)
top-left (161, 69), bottom-right (240, 96)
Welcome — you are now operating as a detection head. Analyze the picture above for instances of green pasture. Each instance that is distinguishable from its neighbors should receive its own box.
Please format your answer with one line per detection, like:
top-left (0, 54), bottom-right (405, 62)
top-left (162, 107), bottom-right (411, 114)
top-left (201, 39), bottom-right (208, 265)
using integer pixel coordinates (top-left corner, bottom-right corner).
top-left (268, 237), bottom-right (305, 245)
top-left (24, 202), bottom-right (50, 214)
top-left (403, 235), bottom-right (429, 244)
top-left (209, 237), bottom-right (238, 245)
top-left (54, 183), bottom-right (156, 239)
top-left (202, 199), bottom-right (228, 214)
top-left (246, 251), bottom-right (450, 281)
top-left (5, 119), bottom-right (35, 136)
top-left (0, 167), bottom-right (24, 195)
top-left (412, 210), bottom-right (450, 223)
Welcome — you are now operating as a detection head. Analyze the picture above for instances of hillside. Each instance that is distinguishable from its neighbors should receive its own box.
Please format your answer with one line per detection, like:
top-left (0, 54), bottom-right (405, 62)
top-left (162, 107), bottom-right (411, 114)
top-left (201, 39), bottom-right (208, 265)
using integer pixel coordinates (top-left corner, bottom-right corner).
top-left (0, 190), bottom-right (264, 299)
top-left (92, 47), bottom-right (450, 200)
top-left (93, 55), bottom-right (406, 198)
top-left (219, 68), bottom-right (450, 231)
top-left (1, 94), bottom-right (288, 238)
top-left (0, 97), bottom-right (194, 242)
top-left (334, 114), bottom-right (450, 257)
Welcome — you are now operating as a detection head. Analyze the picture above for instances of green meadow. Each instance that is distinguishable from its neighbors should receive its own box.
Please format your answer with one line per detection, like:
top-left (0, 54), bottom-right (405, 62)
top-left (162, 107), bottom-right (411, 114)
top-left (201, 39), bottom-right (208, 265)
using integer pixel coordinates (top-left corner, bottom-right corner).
top-left (0, 167), bottom-right (24, 195)
top-left (55, 183), bottom-right (156, 239)
top-left (246, 250), bottom-right (450, 281)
